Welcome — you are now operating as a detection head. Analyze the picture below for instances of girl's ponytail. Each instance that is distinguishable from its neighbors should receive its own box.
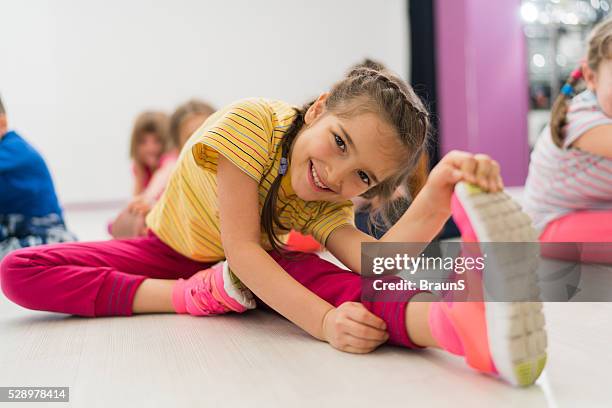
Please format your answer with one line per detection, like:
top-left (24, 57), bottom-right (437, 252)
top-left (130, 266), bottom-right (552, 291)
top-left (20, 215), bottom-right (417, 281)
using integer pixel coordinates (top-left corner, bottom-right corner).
top-left (550, 68), bottom-right (583, 147)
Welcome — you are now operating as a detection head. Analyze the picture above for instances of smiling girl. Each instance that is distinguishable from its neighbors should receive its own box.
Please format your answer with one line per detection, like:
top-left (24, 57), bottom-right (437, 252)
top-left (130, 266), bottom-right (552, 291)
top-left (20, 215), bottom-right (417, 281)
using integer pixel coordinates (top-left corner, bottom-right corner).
top-left (1, 64), bottom-right (545, 386)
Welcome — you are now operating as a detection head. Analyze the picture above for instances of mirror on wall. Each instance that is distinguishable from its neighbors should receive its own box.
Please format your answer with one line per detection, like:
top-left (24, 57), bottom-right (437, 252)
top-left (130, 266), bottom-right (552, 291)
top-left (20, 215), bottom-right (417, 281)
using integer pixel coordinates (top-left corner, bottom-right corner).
top-left (522, 0), bottom-right (610, 146)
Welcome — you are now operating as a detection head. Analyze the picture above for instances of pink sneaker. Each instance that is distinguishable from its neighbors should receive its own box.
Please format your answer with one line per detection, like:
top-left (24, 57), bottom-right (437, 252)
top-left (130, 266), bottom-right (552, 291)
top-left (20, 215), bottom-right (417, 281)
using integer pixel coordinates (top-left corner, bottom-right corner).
top-left (173, 261), bottom-right (256, 316)
top-left (429, 182), bottom-right (547, 387)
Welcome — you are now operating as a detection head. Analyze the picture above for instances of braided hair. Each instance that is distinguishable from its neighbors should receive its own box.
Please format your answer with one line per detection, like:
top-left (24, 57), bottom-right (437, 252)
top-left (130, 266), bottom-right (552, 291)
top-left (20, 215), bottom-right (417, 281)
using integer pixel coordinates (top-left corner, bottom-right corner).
top-left (550, 69), bottom-right (584, 147)
top-left (260, 61), bottom-right (431, 254)
top-left (259, 101), bottom-right (313, 253)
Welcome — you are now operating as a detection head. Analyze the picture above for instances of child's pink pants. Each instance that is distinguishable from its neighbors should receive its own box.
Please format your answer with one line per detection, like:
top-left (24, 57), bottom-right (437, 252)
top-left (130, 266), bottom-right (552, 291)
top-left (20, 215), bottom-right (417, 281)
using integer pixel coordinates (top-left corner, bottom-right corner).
top-left (539, 210), bottom-right (612, 264)
top-left (0, 233), bottom-right (421, 348)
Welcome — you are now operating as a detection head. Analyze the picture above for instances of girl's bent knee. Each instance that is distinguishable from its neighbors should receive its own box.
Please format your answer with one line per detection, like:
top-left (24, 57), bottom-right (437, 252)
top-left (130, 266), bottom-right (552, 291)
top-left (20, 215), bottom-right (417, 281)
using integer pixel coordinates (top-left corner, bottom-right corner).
top-left (0, 248), bottom-right (40, 307)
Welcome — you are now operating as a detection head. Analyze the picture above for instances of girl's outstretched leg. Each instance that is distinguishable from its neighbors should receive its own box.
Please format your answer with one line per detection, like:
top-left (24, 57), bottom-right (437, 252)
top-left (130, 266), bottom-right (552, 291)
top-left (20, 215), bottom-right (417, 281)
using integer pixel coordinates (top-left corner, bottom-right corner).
top-left (269, 251), bottom-right (426, 349)
top-left (0, 233), bottom-right (210, 316)
top-left (272, 248), bottom-right (546, 387)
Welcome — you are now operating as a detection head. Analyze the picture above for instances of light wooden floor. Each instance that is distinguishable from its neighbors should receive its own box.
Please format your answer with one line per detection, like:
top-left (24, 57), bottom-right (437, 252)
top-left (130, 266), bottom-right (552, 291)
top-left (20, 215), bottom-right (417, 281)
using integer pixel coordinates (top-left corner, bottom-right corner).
top-left (0, 208), bottom-right (611, 407)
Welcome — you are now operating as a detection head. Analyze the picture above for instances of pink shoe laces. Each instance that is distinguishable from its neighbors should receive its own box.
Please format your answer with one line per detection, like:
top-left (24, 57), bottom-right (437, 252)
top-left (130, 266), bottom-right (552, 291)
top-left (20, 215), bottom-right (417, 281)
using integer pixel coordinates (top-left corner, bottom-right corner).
top-left (188, 271), bottom-right (232, 315)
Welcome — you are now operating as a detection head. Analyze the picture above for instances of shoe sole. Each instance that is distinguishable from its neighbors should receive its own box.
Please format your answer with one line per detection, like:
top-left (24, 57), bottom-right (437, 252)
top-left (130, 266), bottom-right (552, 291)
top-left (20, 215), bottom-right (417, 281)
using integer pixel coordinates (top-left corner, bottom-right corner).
top-left (454, 182), bottom-right (547, 387)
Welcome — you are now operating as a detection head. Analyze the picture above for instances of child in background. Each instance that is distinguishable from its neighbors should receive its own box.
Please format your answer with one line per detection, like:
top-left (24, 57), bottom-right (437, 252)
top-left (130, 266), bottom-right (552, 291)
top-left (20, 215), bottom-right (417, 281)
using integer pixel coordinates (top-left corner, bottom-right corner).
top-left (170, 99), bottom-right (216, 151)
top-left (524, 18), bottom-right (612, 263)
top-left (130, 111), bottom-right (170, 196)
top-left (110, 101), bottom-right (215, 238)
top-left (109, 110), bottom-right (169, 238)
top-left (0, 95), bottom-right (76, 259)
top-left (1, 65), bottom-right (546, 387)
top-left (127, 100), bottom-right (216, 213)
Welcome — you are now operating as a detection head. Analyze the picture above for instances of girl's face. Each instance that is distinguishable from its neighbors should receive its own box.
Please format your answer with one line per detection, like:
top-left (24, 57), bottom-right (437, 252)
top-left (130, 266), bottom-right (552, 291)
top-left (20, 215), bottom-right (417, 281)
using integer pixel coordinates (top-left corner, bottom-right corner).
top-left (178, 113), bottom-right (209, 150)
top-left (137, 132), bottom-right (163, 168)
top-left (289, 94), bottom-right (406, 202)
top-left (584, 59), bottom-right (612, 116)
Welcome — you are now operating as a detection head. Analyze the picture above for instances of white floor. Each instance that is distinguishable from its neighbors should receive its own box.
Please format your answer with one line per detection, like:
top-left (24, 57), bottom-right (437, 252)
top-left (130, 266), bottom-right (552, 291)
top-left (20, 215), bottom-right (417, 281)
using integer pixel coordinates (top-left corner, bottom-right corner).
top-left (0, 207), bottom-right (611, 407)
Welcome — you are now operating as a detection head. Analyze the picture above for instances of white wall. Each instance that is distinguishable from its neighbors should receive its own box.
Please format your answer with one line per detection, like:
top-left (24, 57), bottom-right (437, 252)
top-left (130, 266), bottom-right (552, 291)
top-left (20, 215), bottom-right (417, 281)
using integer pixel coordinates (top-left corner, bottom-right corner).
top-left (0, 0), bottom-right (408, 204)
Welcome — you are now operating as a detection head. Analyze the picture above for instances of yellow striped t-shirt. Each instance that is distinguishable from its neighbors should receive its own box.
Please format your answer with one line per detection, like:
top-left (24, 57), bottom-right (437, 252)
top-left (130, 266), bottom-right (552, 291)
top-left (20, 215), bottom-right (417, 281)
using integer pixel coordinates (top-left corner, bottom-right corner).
top-left (145, 98), bottom-right (355, 262)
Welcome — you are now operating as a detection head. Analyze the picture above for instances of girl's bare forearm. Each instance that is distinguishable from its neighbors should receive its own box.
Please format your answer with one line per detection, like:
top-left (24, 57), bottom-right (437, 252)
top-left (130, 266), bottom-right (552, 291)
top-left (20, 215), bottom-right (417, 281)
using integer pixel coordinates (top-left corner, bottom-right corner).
top-left (325, 187), bottom-right (450, 275)
top-left (225, 242), bottom-right (333, 340)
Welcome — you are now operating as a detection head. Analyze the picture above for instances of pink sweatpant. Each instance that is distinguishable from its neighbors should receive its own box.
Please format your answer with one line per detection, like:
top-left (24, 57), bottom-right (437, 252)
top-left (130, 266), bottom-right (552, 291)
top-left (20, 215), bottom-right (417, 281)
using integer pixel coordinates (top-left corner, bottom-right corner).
top-left (0, 233), bottom-right (421, 348)
top-left (539, 210), bottom-right (612, 264)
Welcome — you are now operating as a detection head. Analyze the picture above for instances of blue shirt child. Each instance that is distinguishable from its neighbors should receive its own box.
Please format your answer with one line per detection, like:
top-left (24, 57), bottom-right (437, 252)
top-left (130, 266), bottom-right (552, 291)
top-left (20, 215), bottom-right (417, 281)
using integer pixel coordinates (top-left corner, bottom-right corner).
top-left (0, 130), bottom-right (63, 217)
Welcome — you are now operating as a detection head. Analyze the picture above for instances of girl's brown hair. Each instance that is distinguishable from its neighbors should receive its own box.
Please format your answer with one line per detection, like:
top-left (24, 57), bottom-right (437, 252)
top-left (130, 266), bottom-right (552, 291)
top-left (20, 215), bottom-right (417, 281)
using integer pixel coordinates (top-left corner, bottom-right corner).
top-left (129, 111), bottom-right (170, 162)
top-left (261, 60), bottom-right (431, 253)
top-left (169, 99), bottom-right (216, 149)
top-left (550, 18), bottom-right (612, 147)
